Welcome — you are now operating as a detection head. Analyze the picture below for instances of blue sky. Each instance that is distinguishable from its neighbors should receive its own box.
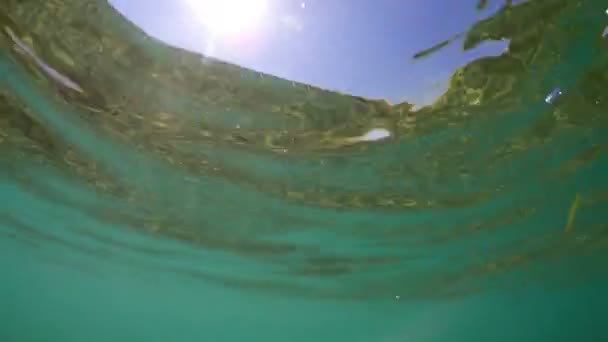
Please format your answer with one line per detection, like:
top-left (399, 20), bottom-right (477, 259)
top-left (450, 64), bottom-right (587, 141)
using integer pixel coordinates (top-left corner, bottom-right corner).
top-left (110, 0), bottom-right (507, 106)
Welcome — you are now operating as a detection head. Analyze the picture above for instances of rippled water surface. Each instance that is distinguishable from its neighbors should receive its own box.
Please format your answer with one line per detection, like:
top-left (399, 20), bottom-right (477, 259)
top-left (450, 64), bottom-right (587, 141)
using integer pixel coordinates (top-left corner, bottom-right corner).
top-left (1, 0), bottom-right (608, 341)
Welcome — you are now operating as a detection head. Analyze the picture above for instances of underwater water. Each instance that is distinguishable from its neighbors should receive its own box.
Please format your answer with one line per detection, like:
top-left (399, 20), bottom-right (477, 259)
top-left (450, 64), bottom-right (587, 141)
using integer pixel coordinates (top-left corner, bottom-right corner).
top-left (1, 0), bottom-right (608, 341)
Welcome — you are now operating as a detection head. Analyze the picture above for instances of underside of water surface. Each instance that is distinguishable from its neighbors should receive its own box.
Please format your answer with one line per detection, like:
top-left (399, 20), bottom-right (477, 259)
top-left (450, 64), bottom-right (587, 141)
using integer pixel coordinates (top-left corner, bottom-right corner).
top-left (1, 0), bottom-right (608, 341)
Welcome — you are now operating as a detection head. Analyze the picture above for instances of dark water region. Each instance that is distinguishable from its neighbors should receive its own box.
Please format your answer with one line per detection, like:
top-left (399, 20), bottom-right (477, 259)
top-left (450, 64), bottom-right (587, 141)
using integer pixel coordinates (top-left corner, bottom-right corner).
top-left (1, 0), bottom-right (608, 341)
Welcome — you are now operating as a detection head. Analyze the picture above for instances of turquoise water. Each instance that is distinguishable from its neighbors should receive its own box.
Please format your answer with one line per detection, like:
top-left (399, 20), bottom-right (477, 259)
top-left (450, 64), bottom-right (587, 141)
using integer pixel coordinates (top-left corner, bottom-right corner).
top-left (2, 0), bottom-right (608, 341)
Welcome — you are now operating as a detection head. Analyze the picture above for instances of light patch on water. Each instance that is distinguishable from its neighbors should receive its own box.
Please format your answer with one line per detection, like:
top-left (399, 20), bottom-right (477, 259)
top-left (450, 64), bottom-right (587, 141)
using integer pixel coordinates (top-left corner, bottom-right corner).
top-left (545, 87), bottom-right (562, 104)
top-left (359, 128), bottom-right (391, 142)
top-left (4, 26), bottom-right (84, 93)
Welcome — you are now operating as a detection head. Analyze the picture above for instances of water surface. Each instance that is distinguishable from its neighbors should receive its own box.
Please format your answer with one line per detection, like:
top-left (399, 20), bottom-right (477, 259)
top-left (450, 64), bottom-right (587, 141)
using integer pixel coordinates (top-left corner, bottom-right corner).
top-left (1, 0), bottom-right (608, 341)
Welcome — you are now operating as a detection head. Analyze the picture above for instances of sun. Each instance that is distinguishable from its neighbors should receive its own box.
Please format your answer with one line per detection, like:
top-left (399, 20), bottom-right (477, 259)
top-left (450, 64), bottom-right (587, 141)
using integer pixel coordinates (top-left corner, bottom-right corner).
top-left (185, 0), bottom-right (269, 37)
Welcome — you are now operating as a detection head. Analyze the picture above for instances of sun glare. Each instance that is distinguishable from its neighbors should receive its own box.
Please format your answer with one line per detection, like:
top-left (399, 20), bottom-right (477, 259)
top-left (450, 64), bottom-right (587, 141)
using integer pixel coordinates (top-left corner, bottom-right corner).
top-left (186, 0), bottom-right (269, 37)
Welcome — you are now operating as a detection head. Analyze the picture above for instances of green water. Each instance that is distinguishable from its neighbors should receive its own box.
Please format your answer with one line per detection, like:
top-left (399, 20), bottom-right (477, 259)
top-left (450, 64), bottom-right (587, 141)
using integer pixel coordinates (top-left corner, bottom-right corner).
top-left (1, 0), bottom-right (608, 341)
